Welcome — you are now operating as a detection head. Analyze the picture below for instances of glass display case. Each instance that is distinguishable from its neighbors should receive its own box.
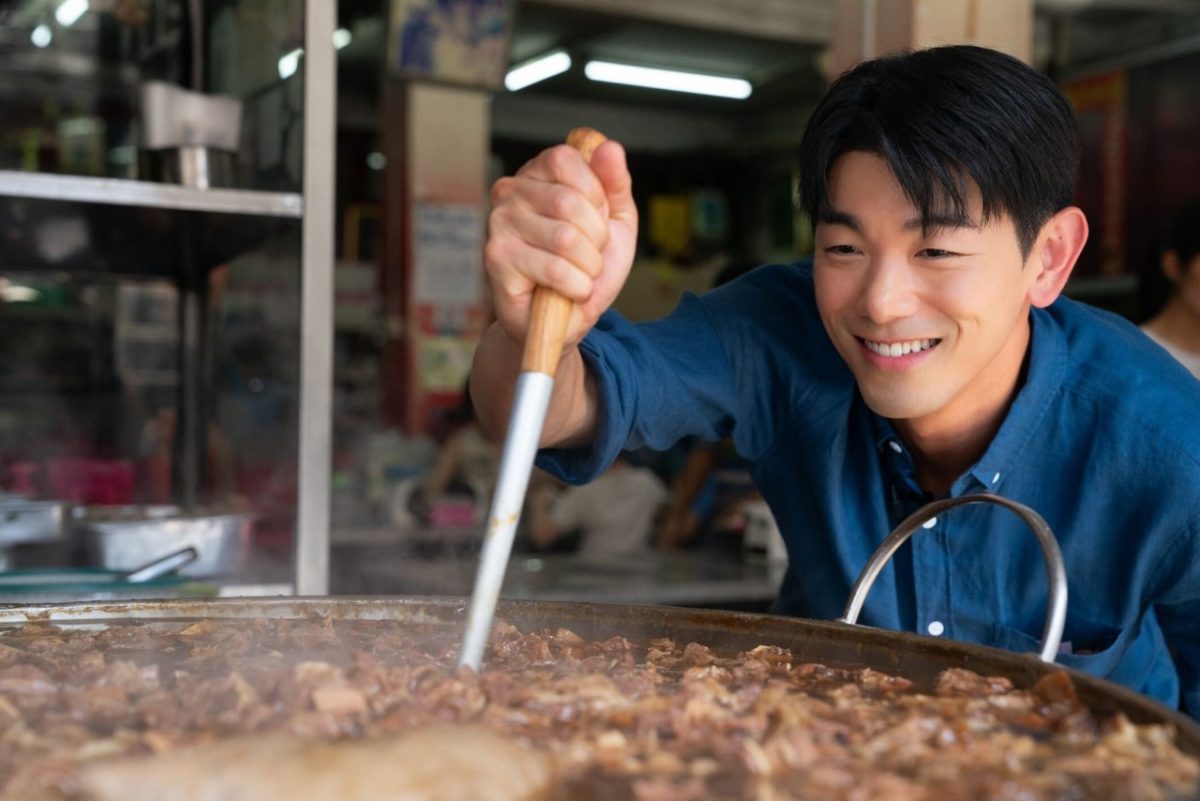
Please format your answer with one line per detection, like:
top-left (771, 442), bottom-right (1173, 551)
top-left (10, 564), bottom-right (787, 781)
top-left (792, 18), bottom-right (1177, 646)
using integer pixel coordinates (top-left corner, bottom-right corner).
top-left (0, 0), bottom-right (335, 596)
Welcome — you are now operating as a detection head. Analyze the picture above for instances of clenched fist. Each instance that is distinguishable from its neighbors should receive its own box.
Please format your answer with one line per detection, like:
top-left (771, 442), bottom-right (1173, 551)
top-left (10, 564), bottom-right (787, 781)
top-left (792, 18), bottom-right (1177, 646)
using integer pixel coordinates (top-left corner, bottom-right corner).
top-left (483, 138), bottom-right (638, 351)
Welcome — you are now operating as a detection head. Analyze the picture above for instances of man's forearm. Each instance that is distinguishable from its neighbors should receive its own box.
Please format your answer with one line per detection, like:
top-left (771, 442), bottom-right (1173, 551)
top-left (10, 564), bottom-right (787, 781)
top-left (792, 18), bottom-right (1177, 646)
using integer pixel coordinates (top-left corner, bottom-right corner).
top-left (469, 322), bottom-right (599, 448)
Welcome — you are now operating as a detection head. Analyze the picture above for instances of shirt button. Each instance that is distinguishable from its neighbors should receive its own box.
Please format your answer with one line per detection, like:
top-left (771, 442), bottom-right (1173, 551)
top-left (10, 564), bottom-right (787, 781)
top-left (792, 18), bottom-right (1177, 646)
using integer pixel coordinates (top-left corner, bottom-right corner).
top-left (889, 441), bottom-right (903, 454)
top-left (927, 620), bottom-right (945, 636)
top-left (991, 472), bottom-right (1001, 484)
top-left (922, 516), bottom-right (938, 529)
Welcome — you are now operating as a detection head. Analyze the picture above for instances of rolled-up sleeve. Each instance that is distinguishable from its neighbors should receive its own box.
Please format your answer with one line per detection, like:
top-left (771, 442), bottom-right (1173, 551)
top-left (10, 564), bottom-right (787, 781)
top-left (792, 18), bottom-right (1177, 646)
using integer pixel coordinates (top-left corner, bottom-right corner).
top-left (535, 262), bottom-right (835, 486)
top-left (535, 296), bottom-right (738, 484)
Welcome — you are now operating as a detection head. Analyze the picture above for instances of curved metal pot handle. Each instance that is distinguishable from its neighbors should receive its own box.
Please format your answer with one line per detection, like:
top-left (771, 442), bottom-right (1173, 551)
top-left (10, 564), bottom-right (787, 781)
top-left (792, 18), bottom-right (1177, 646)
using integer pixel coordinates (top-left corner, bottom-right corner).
top-left (836, 494), bottom-right (1068, 663)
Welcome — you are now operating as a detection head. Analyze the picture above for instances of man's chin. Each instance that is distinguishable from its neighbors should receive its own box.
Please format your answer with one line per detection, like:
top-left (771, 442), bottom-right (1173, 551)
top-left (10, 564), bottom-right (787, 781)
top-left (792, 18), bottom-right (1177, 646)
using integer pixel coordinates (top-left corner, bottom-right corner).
top-left (857, 386), bottom-right (943, 422)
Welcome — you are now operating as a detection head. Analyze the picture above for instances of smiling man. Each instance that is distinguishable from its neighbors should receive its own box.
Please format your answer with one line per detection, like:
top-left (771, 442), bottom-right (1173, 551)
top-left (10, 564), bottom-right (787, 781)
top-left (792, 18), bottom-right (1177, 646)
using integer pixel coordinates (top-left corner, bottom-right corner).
top-left (812, 150), bottom-right (1084, 497)
top-left (471, 45), bottom-right (1200, 717)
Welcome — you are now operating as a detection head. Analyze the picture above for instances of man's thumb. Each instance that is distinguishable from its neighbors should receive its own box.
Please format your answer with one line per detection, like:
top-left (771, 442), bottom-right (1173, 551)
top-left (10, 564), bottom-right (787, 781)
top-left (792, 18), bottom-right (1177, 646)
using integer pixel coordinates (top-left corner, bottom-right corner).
top-left (590, 141), bottom-right (636, 222)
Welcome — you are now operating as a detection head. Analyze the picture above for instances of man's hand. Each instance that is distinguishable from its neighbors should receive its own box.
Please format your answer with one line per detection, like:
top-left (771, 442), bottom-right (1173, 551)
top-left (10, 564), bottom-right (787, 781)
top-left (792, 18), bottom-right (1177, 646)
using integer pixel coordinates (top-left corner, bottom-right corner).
top-left (484, 140), bottom-right (638, 351)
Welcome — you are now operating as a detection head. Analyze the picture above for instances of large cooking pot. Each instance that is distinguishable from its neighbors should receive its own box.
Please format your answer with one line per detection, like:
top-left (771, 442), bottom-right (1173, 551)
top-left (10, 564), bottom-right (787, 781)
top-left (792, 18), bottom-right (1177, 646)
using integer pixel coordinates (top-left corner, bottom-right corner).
top-left (2, 492), bottom-right (1195, 759)
top-left (1, 594), bottom-right (1196, 759)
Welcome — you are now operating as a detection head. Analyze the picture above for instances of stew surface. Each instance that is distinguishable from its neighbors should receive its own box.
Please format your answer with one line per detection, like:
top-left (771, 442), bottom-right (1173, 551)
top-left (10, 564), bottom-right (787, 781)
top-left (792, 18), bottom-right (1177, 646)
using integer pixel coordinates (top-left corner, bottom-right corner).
top-left (0, 617), bottom-right (1196, 800)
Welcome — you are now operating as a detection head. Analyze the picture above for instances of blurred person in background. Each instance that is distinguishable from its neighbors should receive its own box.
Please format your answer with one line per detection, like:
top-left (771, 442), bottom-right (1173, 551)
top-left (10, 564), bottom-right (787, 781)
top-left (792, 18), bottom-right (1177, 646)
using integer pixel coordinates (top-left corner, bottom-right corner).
top-left (527, 456), bottom-right (665, 557)
top-left (1141, 199), bottom-right (1200, 378)
top-left (656, 437), bottom-right (755, 552)
top-left (417, 384), bottom-right (499, 525)
top-left (656, 261), bottom-right (761, 551)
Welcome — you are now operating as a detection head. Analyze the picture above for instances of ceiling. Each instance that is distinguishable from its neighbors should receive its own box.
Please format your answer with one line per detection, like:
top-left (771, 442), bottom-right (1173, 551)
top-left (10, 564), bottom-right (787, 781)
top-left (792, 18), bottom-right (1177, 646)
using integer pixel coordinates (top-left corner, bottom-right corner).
top-left (336, 0), bottom-right (826, 114)
top-left (334, 0), bottom-right (1200, 152)
top-left (500, 1), bottom-right (827, 115)
top-left (5, 0), bottom-right (1185, 149)
top-left (334, 0), bottom-right (827, 154)
top-left (1037, 0), bottom-right (1200, 76)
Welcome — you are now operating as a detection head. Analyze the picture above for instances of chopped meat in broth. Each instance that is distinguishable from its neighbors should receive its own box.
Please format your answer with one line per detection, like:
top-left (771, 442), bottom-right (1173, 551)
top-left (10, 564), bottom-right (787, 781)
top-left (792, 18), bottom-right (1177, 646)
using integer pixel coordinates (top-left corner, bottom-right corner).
top-left (78, 725), bottom-right (552, 801)
top-left (0, 618), bottom-right (1195, 801)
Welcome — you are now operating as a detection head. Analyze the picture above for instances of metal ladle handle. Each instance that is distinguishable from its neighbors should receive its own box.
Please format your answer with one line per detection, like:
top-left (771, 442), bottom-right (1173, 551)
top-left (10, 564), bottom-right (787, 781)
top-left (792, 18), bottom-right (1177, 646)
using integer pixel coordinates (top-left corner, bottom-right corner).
top-left (121, 546), bottom-right (199, 583)
top-left (836, 494), bottom-right (1068, 663)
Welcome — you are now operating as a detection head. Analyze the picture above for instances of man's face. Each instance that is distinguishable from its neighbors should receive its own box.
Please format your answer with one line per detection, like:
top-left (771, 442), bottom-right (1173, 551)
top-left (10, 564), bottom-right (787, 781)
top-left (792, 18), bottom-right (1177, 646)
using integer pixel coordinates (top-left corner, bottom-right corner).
top-left (813, 152), bottom-right (1041, 431)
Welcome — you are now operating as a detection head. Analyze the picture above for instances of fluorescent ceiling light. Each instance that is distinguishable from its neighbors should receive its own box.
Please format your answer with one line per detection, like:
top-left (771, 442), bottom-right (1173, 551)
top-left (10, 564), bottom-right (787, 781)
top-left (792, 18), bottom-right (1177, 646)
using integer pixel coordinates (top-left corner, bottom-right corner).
top-left (55, 0), bottom-right (88, 27)
top-left (333, 28), bottom-right (352, 50)
top-left (584, 60), bottom-right (752, 99)
top-left (505, 49), bottom-right (571, 92)
top-left (31, 24), bottom-right (52, 47)
top-left (0, 280), bottom-right (40, 303)
top-left (278, 48), bottom-right (303, 80)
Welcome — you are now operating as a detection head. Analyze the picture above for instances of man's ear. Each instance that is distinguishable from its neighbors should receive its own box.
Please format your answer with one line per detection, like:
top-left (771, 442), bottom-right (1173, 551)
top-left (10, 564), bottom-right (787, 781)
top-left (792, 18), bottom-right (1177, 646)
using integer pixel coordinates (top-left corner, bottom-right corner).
top-left (1027, 206), bottom-right (1088, 308)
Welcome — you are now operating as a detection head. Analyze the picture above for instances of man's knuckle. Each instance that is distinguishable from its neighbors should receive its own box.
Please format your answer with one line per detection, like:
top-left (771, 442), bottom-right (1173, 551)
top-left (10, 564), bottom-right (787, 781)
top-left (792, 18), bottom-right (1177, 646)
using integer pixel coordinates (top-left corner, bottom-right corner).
top-left (551, 223), bottom-right (578, 253)
top-left (490, 177), bottom-right (513, 204)
top-left (541, 257), bottom-right (567, 286)
top-left (483, 238), bottom-right (505, 269)
top-left (549, 188), bottom-right (577, 220)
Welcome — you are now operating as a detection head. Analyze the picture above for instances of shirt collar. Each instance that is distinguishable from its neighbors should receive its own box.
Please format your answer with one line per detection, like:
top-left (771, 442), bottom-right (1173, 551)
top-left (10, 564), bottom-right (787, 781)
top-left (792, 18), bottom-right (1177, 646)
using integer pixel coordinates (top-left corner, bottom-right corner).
top-left (965, 308), bottom-right (1067, 493)
top-left (868, 308), bottom-right (1068, 495)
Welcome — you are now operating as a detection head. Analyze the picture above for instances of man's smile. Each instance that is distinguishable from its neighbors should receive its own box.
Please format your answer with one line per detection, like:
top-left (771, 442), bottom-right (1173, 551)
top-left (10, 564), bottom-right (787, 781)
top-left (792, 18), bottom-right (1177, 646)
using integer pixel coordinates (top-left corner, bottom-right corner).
top-left (854, 336), bottom-right (944, 371)
top-left (857, 337), bottom-right (942, 358)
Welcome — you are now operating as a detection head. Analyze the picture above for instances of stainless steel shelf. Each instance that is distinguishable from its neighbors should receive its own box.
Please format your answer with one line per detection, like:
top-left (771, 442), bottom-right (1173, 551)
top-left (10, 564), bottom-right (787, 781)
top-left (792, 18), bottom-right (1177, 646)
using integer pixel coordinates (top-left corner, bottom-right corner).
top-left (0, 171), bottom-right (302, 219)
top-left (0, 191), bottom-right (301, 278)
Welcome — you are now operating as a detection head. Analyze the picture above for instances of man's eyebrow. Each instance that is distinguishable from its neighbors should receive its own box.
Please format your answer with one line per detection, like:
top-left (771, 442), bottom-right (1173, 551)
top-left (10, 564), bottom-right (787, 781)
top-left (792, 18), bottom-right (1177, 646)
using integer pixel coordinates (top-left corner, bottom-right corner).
top-left (819, 208), bottom-right (979, 234)
top-left (902, 214), bottom-right (979, 232)
top-left (817, 208), bottom-right (861, 232)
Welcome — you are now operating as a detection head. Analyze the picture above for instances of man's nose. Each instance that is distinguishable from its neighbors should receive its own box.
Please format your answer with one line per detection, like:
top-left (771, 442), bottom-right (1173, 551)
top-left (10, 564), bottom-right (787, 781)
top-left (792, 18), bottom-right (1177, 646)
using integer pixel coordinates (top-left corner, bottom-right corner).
top-left (859, 256), bottom-right (920, 324)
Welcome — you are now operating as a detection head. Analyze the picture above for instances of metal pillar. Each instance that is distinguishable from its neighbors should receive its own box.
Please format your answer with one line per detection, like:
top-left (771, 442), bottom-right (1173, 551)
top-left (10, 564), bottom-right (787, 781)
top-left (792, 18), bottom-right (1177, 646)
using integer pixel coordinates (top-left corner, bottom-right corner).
top-left (295, 0), bottom-right (336, 595)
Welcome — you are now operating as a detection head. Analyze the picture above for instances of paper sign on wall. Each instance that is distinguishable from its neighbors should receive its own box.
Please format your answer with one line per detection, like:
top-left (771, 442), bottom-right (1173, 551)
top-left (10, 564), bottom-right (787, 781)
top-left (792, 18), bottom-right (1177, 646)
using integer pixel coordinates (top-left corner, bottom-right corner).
top-left (411, 202), bottom-right (484, 310)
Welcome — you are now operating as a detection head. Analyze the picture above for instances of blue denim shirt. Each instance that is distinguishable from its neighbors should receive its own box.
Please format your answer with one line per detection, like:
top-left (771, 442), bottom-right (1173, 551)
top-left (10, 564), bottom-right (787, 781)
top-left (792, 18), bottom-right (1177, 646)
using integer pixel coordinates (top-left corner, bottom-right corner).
top-left (538, 261), bottom-right (1200, 717)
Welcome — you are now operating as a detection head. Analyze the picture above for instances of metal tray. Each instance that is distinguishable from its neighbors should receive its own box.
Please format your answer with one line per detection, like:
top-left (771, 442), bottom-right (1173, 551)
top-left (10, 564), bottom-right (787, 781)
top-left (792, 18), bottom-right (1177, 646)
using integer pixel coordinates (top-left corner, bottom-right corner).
top-left (0, 500), bottom-right (69, 545)
top-left (79, 512), bottom-right (251, 577)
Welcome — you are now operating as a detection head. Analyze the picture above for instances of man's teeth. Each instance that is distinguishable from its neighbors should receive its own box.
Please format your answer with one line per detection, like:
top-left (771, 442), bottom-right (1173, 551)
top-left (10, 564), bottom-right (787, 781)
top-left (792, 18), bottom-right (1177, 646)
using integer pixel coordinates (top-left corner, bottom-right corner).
top-left (863, 338), bottom-right (938, 357)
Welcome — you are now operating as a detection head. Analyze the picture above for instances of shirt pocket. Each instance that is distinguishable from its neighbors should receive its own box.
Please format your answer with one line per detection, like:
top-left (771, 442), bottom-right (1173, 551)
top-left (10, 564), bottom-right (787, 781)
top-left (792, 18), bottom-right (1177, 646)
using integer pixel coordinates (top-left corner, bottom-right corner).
top-left (990, 621), bottom-right (1150, 686)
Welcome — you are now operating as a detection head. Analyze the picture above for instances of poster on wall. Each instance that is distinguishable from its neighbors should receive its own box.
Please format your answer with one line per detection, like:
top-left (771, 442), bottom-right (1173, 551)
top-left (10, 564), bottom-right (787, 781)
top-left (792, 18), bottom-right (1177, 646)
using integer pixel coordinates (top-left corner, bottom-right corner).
top-left (388, 0), bottom-right (514, 89)
top-left (408, 201), bottom-right (489, 429)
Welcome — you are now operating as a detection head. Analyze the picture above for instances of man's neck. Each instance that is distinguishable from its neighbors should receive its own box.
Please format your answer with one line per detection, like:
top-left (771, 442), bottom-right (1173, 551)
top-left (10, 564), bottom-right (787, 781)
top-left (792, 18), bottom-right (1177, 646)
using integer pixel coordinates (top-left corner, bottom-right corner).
top-left (894, 415), bottom-right (1004, 498)
top-left (891, 322), bottom-right (1032, 498)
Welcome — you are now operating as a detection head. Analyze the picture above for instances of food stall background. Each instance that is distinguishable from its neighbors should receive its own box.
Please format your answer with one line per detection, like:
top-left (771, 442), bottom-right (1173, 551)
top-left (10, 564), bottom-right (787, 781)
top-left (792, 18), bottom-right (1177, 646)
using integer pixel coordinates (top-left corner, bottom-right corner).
top-left (0, 0), bottom-right (1198, 602)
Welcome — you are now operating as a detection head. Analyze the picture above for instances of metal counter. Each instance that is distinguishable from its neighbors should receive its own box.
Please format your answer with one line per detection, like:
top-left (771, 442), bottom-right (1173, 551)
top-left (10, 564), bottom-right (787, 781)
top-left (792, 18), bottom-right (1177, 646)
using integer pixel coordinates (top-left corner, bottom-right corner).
top-left (329, 526), bottom-right (784, 608)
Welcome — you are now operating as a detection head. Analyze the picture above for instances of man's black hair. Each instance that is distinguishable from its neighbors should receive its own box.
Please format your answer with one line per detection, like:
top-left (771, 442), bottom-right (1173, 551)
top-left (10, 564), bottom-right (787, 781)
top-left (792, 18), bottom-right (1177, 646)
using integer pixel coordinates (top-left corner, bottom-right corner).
top-left (798, 45), bottom-right (1080, 259)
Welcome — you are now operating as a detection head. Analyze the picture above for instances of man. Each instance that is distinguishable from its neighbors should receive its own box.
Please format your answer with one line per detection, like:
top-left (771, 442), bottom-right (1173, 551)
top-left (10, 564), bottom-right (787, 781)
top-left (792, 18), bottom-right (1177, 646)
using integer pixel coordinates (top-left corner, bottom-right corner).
top-left (471, 45), bottom-right (1200, 716)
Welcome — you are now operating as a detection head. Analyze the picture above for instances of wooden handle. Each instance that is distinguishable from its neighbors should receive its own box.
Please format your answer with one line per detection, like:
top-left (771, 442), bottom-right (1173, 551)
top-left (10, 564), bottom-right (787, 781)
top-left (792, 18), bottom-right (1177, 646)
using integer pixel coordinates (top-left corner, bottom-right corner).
top-left (520, 128), bottom-right (608, 376)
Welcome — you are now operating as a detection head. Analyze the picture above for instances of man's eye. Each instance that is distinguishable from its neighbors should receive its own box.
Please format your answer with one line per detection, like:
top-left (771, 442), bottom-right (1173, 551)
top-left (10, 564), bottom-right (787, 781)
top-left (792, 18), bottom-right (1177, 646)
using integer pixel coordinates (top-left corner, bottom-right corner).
top-left (918, 248), bottom-right (958, 258)
top-left (825, 245), bottom-right (859, 255)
